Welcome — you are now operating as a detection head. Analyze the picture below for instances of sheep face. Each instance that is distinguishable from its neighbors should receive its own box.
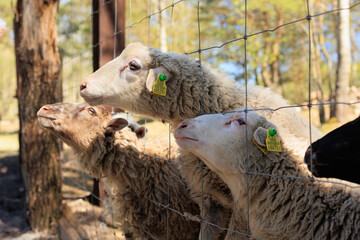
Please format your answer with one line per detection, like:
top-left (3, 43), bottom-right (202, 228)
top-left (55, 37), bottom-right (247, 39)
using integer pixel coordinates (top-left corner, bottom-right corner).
top-left (37, 102), bottom-right (128, 151)
top-left (174, 109), bottom-right (277, 174)
top-left (80, 42), bottom-right (168, 108)
top-left (174, 109), bottom-right (261, 172)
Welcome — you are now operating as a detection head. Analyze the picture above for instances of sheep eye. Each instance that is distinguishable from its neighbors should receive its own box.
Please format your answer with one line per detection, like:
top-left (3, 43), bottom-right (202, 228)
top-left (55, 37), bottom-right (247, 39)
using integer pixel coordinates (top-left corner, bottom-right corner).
top-left (88, 108), bottom-right (96, 116)
top-left (128, 125), bottom-right (135, 132)
top-left (129, 61), bottom-right (140, 71)
top-left (237, 119), bottom-right (246, 125)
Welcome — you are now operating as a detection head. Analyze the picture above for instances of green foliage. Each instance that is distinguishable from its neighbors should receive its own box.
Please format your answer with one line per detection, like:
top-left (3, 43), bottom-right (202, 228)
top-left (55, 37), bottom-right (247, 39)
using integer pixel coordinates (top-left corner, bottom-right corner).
top-left (58, 0), bottom-right (93, 103)
top-left (0, 1), bottom-right (17, 121)
top-left (1, 0), bottom-right (359, 124)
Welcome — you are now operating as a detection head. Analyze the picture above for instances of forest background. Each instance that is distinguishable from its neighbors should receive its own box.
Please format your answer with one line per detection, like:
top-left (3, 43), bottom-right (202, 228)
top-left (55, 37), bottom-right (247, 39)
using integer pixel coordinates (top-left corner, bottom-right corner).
top-left (1, 0), bottom-right (360, 128)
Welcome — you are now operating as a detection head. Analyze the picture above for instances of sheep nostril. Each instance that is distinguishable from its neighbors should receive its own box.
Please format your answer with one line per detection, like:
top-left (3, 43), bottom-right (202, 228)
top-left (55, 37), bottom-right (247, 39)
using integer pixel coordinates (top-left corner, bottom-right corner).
top-left (177, 123), bottom-right (188, 129)
top-left (80, 83), bottom-right (87, 91)
top-left (41, 106), bottom-right (50, 111)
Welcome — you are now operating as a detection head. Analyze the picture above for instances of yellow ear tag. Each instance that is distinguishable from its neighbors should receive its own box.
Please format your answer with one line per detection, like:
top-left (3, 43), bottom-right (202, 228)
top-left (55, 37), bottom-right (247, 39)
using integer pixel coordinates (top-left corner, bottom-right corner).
top-left (265, 129), bottom-right (282, 152)
top-left (152, 74), bottom-right (167, 96)
top-left (253, 138), bottom-right (268, 154)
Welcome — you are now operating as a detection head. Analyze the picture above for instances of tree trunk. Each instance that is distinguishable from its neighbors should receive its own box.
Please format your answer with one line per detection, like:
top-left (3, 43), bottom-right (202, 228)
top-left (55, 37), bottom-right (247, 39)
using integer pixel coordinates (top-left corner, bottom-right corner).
top-left (14, 0), bottom-right (62, 232)
top-left (158, 0), bottom-right (167, 52)
top-left (270, 8), bottom-right (283, 88)
top-left (334, 0), bottom-right (351, 122)
top-left (312, 2), bottom-right (326, 124)
top-left (350, 29), bottom-right (358, 86)
top-left (91, 0), bottom-right (126, 207)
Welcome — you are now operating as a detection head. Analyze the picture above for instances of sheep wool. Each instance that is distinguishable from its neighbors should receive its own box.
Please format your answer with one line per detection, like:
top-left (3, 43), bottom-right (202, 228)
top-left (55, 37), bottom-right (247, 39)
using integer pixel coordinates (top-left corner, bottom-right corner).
top-left (80, 42), bottom-right (323, 239)
top-left (174, 110), bottom-right (360, 240)
top-left (37, 102), bottom-right (200, 240)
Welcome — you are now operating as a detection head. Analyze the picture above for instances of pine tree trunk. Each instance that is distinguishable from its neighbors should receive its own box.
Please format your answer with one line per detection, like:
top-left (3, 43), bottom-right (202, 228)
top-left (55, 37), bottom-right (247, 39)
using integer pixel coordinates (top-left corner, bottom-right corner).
top-left (14, 0), bottom-right (62, 232)
top-left (334, 0), bottom-right (351, 122)
top-left (158, 0), bottom-right (167, 52)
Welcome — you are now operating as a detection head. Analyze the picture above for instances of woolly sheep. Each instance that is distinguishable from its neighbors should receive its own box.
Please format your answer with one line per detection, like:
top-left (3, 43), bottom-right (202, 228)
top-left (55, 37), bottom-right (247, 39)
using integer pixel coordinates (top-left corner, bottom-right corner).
top-left (174, 108), bottom-right (360, 240)
top-left (79, 42), bottom-right (323, 238)
top-left (112, 111), bottom-right (147, 138)
top-left (37, 102), bottom-right (200, 240)
top-left (304, 115), bottom-right (360, 184)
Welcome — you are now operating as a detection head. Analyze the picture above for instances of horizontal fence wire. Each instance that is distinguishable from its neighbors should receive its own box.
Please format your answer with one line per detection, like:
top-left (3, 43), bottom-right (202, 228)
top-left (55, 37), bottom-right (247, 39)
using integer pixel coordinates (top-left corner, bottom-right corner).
top-left (185, 1), bottom-right (360, 55)
top-left (59, 0), bottom-right (360, 239)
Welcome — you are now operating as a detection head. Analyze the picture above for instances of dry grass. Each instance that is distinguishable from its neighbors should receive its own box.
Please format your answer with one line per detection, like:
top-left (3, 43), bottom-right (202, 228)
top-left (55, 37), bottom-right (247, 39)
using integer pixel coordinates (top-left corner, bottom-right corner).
top-left (139, 119), bottom-right (172, 139)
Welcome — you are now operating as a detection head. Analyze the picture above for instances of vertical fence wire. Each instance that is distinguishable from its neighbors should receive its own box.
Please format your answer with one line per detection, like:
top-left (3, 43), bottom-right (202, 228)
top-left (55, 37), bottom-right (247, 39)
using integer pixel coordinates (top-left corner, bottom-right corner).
top-left (195, 1), bottom-right (205, 239)
top-left (243, 0), bottom-right (251, 237)
top-left (305, 0), bottom-right (315, 239)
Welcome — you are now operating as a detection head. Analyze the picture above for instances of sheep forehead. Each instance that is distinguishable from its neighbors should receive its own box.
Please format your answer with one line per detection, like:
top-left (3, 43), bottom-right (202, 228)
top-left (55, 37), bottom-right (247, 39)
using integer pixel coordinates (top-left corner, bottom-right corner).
top-left (194, 110), bottom-right (260, 126)
top-left (120, 42), bottom-right (151, 62)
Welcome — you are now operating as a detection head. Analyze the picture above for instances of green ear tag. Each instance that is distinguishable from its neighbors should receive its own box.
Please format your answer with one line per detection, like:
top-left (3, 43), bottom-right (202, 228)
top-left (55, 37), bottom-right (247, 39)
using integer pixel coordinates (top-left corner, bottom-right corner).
top-left (152, 74), bottom-right (167, 96)
top-left (265, 129), bottom-right (282, 152)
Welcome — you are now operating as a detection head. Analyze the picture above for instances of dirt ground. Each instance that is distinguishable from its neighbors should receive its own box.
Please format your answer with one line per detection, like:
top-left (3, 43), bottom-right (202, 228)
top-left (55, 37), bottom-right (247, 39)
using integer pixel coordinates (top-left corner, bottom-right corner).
top-left (0, 154), bottom-right (30, 239)
top-left (0, 151), bottom-right (124, 240)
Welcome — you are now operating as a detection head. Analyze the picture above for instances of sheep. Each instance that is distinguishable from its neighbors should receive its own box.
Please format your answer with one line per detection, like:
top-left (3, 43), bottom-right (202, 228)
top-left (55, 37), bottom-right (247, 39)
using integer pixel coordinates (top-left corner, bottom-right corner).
top-left (37, 102), bottom-right (200, 240)
top-left (174, 108), bottom-right (360, 240)
top-left (112, 111), bottom-right (147, 139)
top-left (79, 42), bottom-right (323, 239)
top-left (304, 115), bottom-right (360, 184)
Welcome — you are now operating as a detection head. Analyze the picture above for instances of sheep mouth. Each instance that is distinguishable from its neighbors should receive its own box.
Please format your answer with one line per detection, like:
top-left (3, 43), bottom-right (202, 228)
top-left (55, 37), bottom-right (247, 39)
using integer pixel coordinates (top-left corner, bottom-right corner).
top-left (174, 134), bottom-right (199, 142)
top-left (37, 114), bottom-right (57, 128)
top-left (37, 114), bottom-right (57, 121)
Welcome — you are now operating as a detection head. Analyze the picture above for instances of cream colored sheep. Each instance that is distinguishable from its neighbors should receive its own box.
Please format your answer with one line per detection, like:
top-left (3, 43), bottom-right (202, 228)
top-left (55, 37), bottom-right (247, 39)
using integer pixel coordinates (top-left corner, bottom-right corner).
top-left (174, 108), bottom-right (360, 240)
top-left (79, 42), bottom-right (323, 239)
top-left (37, 102), bottom-right (200, 240)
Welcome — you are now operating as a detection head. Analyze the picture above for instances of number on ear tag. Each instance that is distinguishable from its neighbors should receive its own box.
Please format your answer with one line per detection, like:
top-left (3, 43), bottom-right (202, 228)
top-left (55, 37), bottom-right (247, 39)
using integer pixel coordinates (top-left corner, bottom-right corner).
top-left (265, 129), bottom-right (282, 152)
top-left (152, 74), bottom-right (167, 96)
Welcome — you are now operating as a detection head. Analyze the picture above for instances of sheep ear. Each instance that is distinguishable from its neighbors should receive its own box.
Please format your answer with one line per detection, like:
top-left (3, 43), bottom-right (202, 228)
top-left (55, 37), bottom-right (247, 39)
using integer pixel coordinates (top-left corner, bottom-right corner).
top-left (146, 67), bottom-right (172, 92)
top-left (106, 118), bottom-right (128, 132)
top-left (135, 126), bottom-right (147, 139)
top-left (253, 127), bottom-right (268, 147)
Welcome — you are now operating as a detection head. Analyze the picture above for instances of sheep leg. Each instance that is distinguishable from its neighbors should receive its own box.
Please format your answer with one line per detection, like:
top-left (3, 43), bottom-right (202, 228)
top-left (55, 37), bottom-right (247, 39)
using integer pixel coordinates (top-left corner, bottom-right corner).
top-left (198, 198), bottom-right (231, 240)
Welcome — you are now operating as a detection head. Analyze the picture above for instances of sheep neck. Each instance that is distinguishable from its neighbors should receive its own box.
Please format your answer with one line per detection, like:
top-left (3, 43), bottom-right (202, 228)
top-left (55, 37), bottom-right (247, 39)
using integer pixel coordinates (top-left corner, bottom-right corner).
top-left (225, 148), bottom-right (360, 239)
top-left (75, 129), bottom-right (151, 193)
top-left (138, 58), bottom-right (243, 126)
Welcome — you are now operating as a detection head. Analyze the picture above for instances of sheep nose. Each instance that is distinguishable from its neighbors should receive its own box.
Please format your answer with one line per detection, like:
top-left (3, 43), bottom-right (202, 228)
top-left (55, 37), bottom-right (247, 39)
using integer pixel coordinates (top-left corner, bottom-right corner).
top-left (80, 80), bottom-right (87, 91)
top-left (41, 106), bottom-right (50, 111)
top-left (177, 121), bottom-right (190, 129)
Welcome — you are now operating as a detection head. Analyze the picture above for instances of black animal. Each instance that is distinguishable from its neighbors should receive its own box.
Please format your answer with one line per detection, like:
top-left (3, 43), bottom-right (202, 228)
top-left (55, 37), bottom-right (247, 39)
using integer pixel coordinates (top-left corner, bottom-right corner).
top-left (304, 115), bottom-right (360, 184)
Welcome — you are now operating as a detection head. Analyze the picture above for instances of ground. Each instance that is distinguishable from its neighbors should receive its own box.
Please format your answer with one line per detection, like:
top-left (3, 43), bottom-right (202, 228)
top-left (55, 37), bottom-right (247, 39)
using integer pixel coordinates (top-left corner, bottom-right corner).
top-left (0, 153), bottom-right (29, 239)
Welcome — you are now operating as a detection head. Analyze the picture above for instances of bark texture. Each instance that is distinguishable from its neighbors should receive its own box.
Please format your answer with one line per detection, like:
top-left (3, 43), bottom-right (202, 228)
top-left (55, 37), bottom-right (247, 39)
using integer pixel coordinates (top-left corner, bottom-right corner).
top-left (334, 0), bottom-right (351, 122)
top-left (15, 0), bottom-right (62, 232)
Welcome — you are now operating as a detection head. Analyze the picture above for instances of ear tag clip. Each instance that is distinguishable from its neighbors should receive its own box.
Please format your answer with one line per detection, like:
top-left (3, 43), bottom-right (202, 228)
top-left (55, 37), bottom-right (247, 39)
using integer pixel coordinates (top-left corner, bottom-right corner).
top-left (253, 138), bottom-right (268, 154)
top-left (265, 129), bottom-right (282, 152)
top-left (152, 74), bottom-right (167, 96)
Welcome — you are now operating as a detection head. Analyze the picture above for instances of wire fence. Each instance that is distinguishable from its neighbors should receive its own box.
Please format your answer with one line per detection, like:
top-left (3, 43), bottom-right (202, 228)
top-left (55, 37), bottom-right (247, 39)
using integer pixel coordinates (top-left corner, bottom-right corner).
top-left (59, 0), bottom-right (360, 239)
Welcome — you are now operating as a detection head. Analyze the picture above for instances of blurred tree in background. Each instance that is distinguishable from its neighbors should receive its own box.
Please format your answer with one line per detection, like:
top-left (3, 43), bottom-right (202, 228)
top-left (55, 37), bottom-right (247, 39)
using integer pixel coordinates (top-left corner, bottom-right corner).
top-left (0, 0), bottom-right (359, 124)
top-left (0, 1), bottom-right (17, 122)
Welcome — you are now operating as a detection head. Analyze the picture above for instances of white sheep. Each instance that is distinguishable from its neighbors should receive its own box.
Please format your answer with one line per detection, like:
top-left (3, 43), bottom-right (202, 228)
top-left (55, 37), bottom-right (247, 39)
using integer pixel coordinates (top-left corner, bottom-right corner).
top-left (37, 102), bottom-right (200, 240)
top-left (174, 108), bottom-right (360, 240)
top-left (112, 111), bottom-right (147, 138)
top-left (79, 42), bottom-right (323, 239)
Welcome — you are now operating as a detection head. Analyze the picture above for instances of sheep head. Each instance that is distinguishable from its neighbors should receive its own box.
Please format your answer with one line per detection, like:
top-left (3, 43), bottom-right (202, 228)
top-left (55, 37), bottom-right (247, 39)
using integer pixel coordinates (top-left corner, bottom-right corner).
top-left (80, 42), bottom-right (175, 108)
top-left (80, 42), bottom-right (209, 123)
top-left (174, 108), bottom-right (279, 175)
top-left (37, 102), bottom-right (128, 151)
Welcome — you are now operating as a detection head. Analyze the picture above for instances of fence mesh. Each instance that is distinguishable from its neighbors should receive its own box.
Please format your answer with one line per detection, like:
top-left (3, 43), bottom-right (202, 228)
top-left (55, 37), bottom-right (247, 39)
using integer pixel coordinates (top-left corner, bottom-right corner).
top-left (59, 0), bottom-right (360, 239)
